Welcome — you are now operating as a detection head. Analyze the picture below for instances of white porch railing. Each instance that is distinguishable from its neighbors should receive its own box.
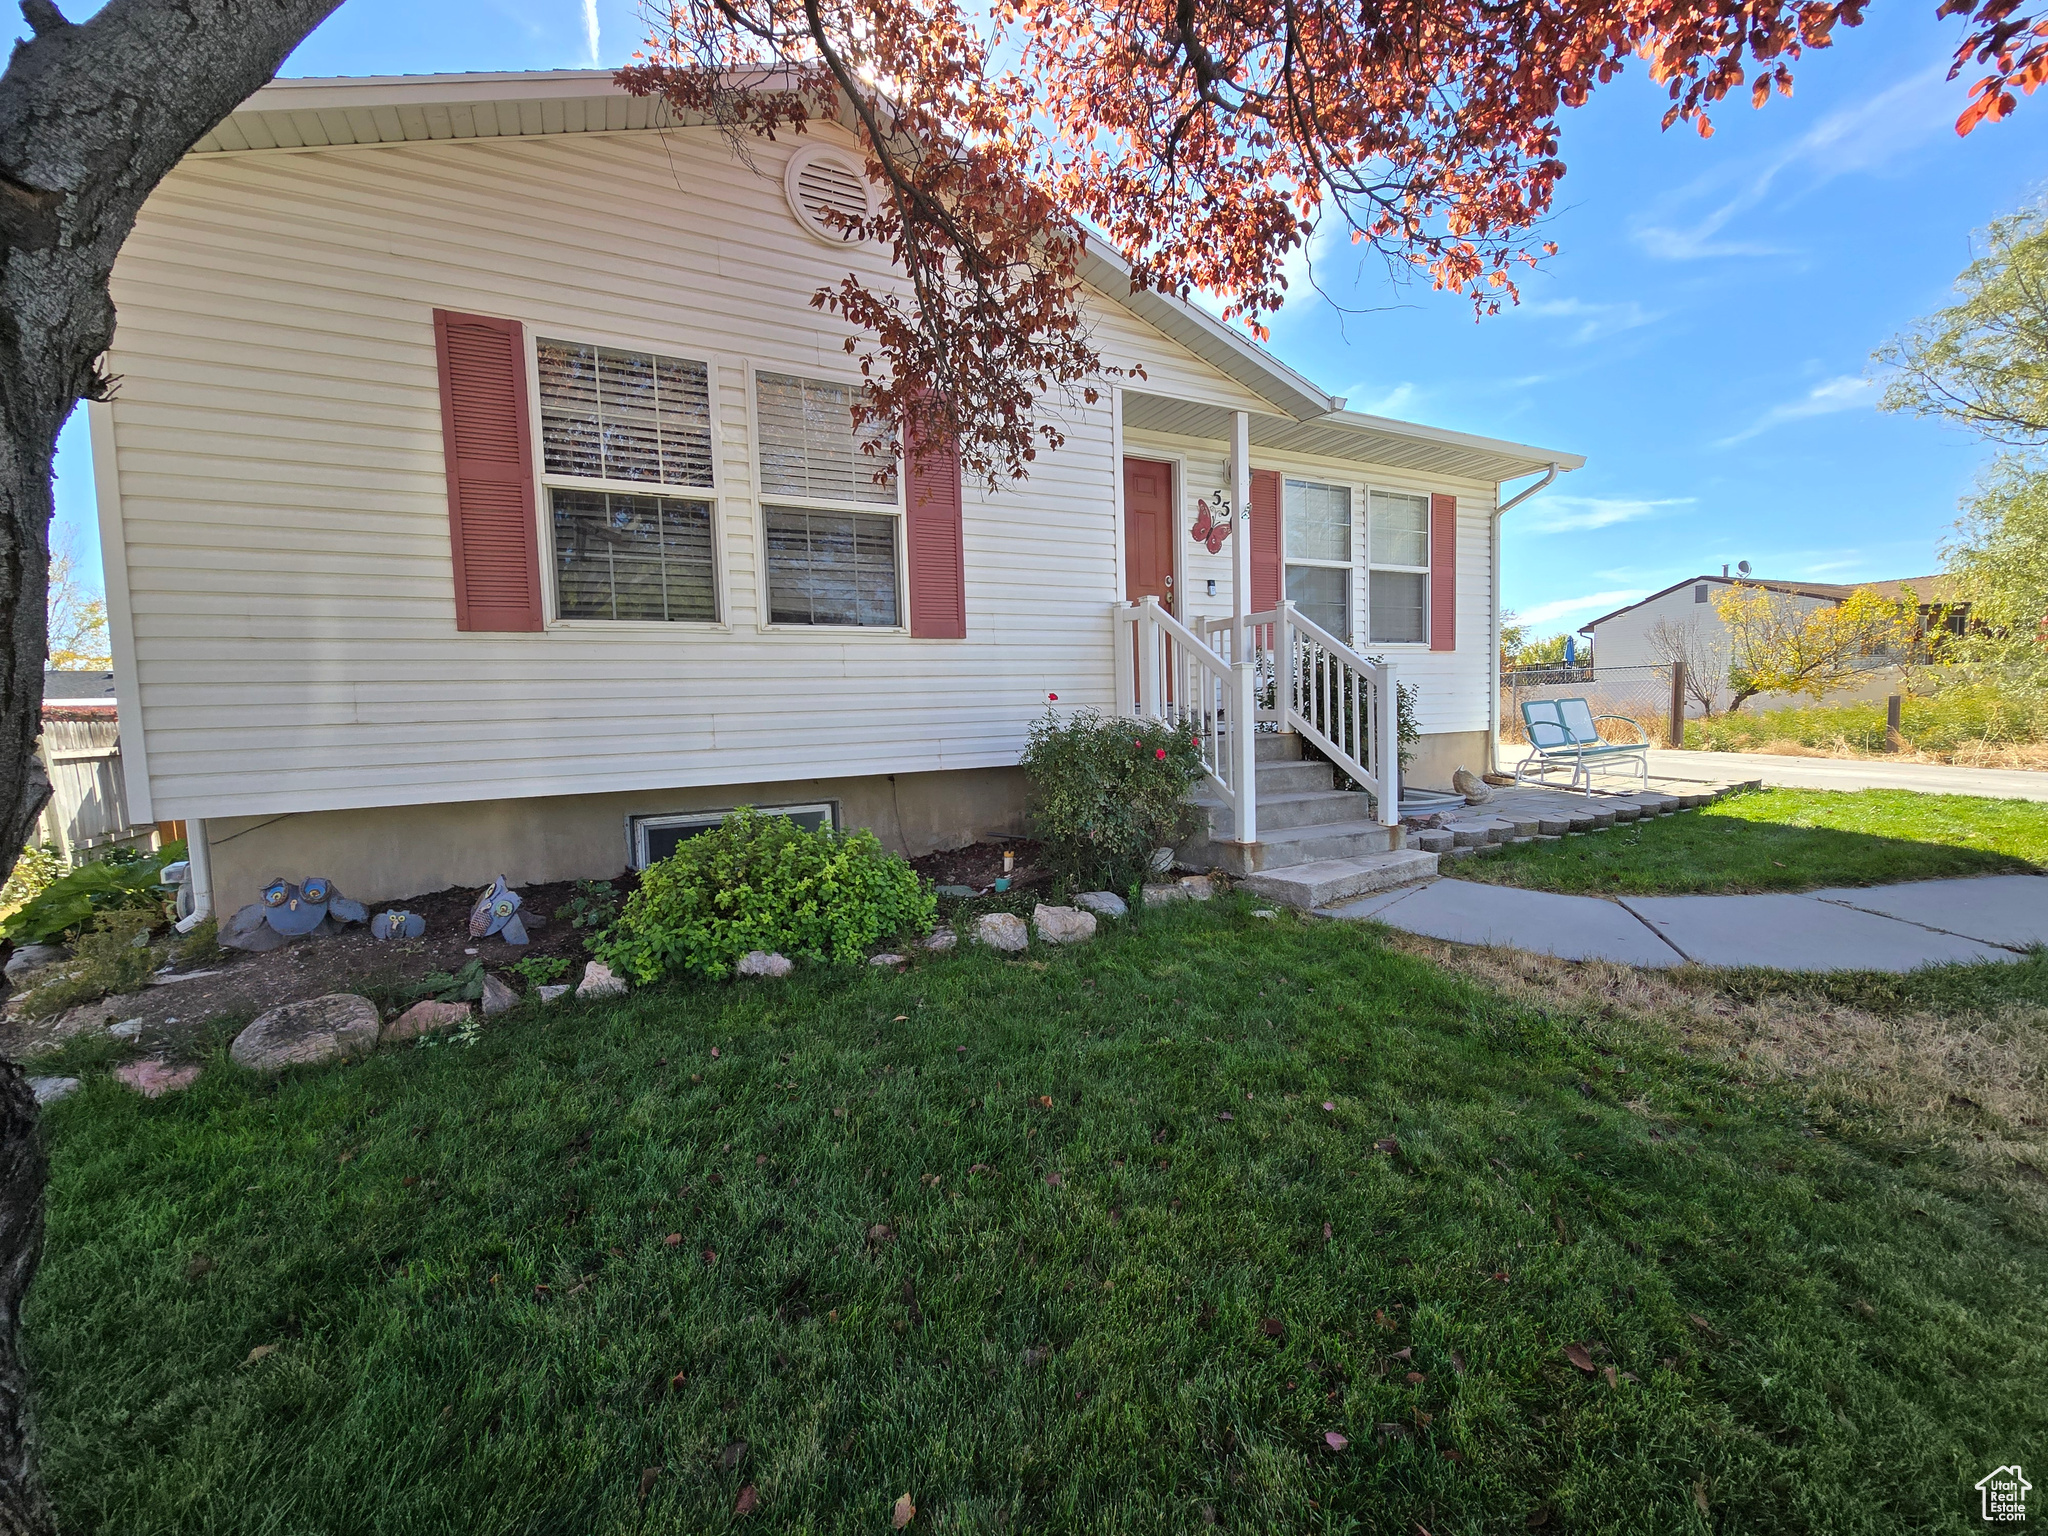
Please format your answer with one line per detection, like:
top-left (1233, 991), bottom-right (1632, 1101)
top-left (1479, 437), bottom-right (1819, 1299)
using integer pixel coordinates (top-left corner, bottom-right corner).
top-left (1115, 597), bottom-right (1402, 846)
top-left (1113, 596), bottom-right (1257, 841)
top-left (1203, 602), bottom-right (1401, 827)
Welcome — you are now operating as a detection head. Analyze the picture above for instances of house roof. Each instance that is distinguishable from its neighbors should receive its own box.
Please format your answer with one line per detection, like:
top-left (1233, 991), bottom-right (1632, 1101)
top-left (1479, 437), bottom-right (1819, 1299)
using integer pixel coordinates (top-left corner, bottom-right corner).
top-left (195, 70), bottom-right (1584, 490)
top-left (1577, 572), bottom-right (1964, 633)
top-left (43, 670), bottom-right (117, 706)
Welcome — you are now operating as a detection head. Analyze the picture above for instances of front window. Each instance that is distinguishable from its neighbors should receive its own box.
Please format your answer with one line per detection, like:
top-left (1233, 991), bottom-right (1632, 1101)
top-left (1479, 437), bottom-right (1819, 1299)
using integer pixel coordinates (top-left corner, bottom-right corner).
top-left (757, 372), bottom-right (902, 627)
top-left (1367, 490), bottom-right (1429, 644)
top-left (1284, 478), bottom-right (1352, 640)
top-left (537, 337), bottom-right (717, 622)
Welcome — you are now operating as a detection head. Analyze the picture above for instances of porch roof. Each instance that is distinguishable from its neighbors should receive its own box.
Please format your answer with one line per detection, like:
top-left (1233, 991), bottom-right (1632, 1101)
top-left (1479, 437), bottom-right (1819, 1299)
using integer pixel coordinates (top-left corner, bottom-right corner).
top-left (1120, 390), bottom-right (1583, 486)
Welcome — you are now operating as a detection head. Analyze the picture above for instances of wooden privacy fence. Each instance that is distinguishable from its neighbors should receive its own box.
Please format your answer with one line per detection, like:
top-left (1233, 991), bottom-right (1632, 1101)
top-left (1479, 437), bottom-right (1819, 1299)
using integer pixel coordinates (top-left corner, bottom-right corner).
top-left (36, 714), bottom-right (149, 861)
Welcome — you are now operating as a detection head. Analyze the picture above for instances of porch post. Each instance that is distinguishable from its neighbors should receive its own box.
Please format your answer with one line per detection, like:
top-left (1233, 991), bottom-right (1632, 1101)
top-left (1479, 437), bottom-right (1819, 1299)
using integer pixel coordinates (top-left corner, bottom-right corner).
top-left (1137, 595), bottom-right (1163, 721)
top-left (1113, 603), bottom-right (1136, 718)
top-left (1376, 661), bottom-right (1401, 827)
top-left (1229, 410), bottom-right (1258, 845)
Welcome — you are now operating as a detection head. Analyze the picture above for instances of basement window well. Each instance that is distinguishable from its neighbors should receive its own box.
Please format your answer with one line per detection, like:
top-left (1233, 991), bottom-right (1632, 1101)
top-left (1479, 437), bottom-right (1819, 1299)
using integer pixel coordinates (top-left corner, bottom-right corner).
top-left (628, 804), bottom-right (838, 869)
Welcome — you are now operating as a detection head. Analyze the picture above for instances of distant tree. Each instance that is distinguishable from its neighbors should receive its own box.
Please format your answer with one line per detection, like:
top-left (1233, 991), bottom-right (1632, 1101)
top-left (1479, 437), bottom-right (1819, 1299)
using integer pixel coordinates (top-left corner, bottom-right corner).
top-left (1499, 610), bottom-right (1529, 673)
top-left (1645, 614), bottom-right (1726, 714)
top-left (43, 537), bottom-right (104, 671)
top-left (1714, 584), bottom-right (1917, 712)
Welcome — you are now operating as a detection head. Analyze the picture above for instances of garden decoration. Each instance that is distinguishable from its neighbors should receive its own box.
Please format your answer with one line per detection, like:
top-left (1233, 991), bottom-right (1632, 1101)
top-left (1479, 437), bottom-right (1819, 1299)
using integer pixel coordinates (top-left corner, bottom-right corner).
top-left (1189, 489), bottom-right (1234, 554)
top-left (219, 876), bottom-right (370, 951)
top-left (371, 910), bottom-right (426, 941)
top-left (468, 876), bottom-right (530, 946)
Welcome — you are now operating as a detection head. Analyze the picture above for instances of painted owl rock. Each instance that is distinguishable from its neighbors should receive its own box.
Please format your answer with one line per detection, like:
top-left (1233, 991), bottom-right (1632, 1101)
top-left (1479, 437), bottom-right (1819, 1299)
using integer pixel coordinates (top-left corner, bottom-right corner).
top-left (258, 876), bottom-right (366, 936)
top-left (468, 876), bottom-right (529, 946)
top-left (371, 910), bottom-right (426, 941)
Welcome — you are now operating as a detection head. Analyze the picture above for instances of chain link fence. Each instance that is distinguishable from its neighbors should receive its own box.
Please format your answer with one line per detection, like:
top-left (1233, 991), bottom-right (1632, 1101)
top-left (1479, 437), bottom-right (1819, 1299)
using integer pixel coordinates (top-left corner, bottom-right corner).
top-left (1500, 664), bottom-right (1681, 747)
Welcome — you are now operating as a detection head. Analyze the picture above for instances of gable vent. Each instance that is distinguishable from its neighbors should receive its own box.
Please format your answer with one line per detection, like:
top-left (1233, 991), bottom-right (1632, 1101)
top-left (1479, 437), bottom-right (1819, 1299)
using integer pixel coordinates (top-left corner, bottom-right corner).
top-left (785, 144), bottom-right (875, 245)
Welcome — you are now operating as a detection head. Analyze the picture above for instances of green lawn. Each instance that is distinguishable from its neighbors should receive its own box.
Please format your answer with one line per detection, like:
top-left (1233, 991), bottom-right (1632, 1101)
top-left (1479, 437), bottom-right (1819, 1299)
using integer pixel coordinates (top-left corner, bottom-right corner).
top-left (1454, 786), bottom-right (2048, 895)
top-left (23, 900), bottom-right (2044, 1533)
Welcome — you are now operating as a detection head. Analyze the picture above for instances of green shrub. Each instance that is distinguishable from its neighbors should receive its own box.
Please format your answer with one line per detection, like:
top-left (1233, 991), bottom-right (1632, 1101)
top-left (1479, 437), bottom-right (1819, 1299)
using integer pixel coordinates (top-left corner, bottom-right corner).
top-left (1020, 708), bottom-right (1204, 889)
top-left (0, 844), bottom-right (65, 919)
top-left (18, 908), bottom-right (162, 1019)
top-left (595, 808), bottom-right (934, 982)
top-left (2, 840), bottom-right (184, 947)
top-left (510, 955), bottom-right (571, 989)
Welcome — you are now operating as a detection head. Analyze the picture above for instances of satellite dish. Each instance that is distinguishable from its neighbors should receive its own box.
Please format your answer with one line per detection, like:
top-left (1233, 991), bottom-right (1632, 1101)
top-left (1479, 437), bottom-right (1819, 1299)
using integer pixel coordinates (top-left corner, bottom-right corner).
top-left (1737, 560), bottom-right (1753, 576)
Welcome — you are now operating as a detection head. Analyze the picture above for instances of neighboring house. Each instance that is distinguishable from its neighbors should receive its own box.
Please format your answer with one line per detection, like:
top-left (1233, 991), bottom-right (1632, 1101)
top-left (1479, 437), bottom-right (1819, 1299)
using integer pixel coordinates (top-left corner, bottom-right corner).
top-left (36, 670), bottom-right (154, 860)
top-left (1579, 571), bottom-right (1958, 713)
top-left (91, 69), bottom-right (1580, 910)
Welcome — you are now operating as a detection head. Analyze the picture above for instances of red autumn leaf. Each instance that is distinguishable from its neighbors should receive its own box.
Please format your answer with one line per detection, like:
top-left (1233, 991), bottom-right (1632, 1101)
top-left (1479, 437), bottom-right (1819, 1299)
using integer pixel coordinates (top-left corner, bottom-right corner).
top-left (1260, 1317), bottom-right (1285, 1339)
top-left (1322, 1101), bottom-right (1336, 1112)
top-left (710, 1047), bottom-right (720, 1059)
top-left (670, 1370), bottom-right (688, 1391)
top-left (1564, 1342), bottom-right (1596, 1373)
top-left (1045, 1172), bottom-right (1062, 1187)
top-left (664, 1233), bottom-right (682, 1247)
top-left (892, 1492), bottom-right (917, 1529)
top-left (1405, 1370), bottom-right (1426, 1385)
top-left (734, 1485), bottom-right (758, 1516)
top-left (1324, 1430), bottom-right (1349, 1451)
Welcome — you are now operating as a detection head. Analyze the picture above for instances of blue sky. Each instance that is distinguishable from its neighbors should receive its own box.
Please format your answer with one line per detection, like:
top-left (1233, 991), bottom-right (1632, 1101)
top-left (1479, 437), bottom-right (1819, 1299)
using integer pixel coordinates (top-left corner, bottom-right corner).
top-left (41, 0), bottom-right (2048, 640)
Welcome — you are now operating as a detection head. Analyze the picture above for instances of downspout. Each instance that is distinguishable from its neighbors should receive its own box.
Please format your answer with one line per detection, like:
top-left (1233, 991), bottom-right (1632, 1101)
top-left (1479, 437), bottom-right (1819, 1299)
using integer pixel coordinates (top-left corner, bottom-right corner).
top-left (1488, 463), bottom-right (1563, 775)
top-left (175, 819), bottom-right (214, 932)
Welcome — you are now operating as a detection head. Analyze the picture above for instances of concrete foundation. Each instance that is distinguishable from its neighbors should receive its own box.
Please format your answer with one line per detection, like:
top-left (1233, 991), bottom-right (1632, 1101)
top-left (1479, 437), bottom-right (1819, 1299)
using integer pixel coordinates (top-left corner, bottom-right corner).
top-left (1403, 729), bottom-right (1492, 794)
top-left (201, 765), bottom-right (1033, 911)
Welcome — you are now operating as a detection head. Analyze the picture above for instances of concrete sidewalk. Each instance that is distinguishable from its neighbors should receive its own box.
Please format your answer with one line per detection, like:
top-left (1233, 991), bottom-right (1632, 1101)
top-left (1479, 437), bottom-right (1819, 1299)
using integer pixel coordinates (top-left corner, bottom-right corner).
top-left (1324, 873), bottom-right (2048, 972)
top-left (1500, 743), bottom-right (2048, 801)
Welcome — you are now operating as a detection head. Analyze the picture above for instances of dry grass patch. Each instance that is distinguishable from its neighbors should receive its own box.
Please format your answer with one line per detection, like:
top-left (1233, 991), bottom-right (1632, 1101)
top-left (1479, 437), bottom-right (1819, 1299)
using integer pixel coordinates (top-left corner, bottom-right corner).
top-left (1386, 931), bottom-right (2048, 1224)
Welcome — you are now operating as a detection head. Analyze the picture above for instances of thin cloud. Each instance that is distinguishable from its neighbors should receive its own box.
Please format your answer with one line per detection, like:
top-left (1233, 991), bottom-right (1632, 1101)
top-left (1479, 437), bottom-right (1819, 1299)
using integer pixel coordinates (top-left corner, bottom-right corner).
top-left (1632, 69), bottom-right (1953, 261)
top-left (1519, 494), bottom-right (1693, 534)
top-left (1341, 381), bottom-right (1420, 417)
top-left (582, 0), bottom-right (600, 64)
top-left (1521, 297), bottom-right (1664, 345)
top-left (1512, 589), bottom-right (1651, 627)
top-left (1715, 375), bottom-right (1875, 445)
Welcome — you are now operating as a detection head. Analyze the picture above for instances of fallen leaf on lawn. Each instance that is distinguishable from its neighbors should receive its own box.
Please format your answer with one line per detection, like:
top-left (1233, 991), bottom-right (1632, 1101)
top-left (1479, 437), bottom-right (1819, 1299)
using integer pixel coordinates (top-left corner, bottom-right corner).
top-left (869, 1223), bottom-right (895, 1245)
top-left (1324, 1431), bottom-right (1348, 1452)
top-left (1443, 1448), bottom-right (1465, 1463)
top-left (1693, 1480), bottom-right (1709, 1515)
top-left (1564, 1343), bottom-right (1596, 1373)
top-left (1451, 1349), bottom-right (1467, 1376)
top-left (1412, 1409), bottom-right (1434, 1427)
top-left (893, 1015), bottom-right (908, 1022)
top-left (1374, 1136), bottom-right (1400, 1154)
top-left (638, 1467), bottom-right (659, 1506)
top-left (710, 1047), bottom-right (720, 1059)
top-left (1526, 1508), bottom-right (1551, 1528)
top-left (892, 1492), bottom-right (916, 1529)
top-left (1688, 1313), bottom-right (1719, 1337)
top-left (1376, 1422), bottom-right (1410, 1443)
top-left (1603, 1365), bottom-right (1618, 1388)
top-left (1322, 1101), bottom-right (1335, 1112)
top-left (1260, 1317), bottom-right (1285, 1339)
top-left (721, 1439), bottom-right (748, 1470)
top-left (245, 1344), bottom-right (276, 1365)
top-left (734, 1484), bottom-right (757, 1516)
top-left (969, 1163), bottom-right (991, 1176)
top-left (1038, 1095), bottom-right (1054, 1108)
top-left (670, 1371), bottom-right (687, 1391)
top-left (1217, 1112), bottom-right (1234, 1122)
top-left (1391, 1346), bottom-right (1414, 1361)
top-left (1405, 1371), bottom-right (1427, 1386)
top-left (186, 1253), bottom-right (214, 1280)
top-left (1045, 1172), bottom-right (1062, 1187)
top-left (664, 1233), bottom-right (682, 1247)
top-left (1322, 1222), bottom-right (1333, 1242)
top-left (702, 1248), bottom-right (718, 1267)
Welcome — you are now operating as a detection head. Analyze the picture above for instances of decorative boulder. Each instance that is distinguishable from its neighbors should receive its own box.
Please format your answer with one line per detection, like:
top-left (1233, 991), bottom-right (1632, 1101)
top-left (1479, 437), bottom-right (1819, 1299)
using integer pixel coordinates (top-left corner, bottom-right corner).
top-left (1074, 891), bottom-right (1128, 919)
top-left (578, 959), bottom-right (630, 997)
top-left (869, 953), bottom-right (907, 968)
top-left (382, 999), bottom-right (472, 1044)
top-left (1177, 876), bottom-right (1216, 900)
top-left (109, 1018), bottom-right (143, 1041)
top-left (5, 944), bottom-right (65, 977)
top-left (734, 951), bottom-right (793, 980)
top-left (480, 972), bottom-right (520, 1017)
top-left (1141, 883), bottom-right (1188, 907)
top-left (28, 1076), bottom-right (78, 1104)
top-left (972, 913), bottom-right (1029, 953)
top-left (1451, 766), bottom-right (1493, 805)
top-left (537, 984), bottom-right (570, 1004)
top-left (230, 993), bottom-right (380, 1073)
top-left (114, 1060), bottom-right (200, 1098)
top-left (1032, 904), bottom-right (1096, 945)
top-left (922, 930), bottom-right (958, 952)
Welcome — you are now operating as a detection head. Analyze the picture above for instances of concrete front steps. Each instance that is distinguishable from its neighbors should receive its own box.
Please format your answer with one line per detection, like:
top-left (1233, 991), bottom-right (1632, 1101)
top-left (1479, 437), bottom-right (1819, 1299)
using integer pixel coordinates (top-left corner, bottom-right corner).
top-left (1179, 732), bottom-right (1439, 910)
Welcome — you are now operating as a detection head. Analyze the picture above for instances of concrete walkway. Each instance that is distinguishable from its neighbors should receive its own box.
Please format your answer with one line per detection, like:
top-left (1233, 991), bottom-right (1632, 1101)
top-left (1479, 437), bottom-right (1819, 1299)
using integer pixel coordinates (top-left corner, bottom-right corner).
top-left (1324, 872), bottom-right (2048, 972)
top-left (1500, 743), bottom-right (2048, 801)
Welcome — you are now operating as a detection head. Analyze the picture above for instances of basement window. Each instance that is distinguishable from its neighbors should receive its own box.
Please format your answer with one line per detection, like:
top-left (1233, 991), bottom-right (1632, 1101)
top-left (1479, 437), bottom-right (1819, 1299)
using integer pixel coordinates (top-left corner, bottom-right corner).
top-left (628, 803), bottom-right (837, 869)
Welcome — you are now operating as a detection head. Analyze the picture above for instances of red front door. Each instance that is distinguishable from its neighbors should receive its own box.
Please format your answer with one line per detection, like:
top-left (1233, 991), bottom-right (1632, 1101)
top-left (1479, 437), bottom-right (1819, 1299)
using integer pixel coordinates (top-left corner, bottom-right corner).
top-left (1124, 457), bottom-right (1175, 614)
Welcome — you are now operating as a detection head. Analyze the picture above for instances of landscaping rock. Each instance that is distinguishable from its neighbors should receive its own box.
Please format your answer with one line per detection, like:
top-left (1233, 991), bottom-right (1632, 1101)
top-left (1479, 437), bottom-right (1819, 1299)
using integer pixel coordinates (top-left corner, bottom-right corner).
top-left (1032, 904), bottom-right (1096, 945)
top-left (108, 1018), bottom-right (143, 1041)
top-left (734, 952), bottom-right (792, 980)
top-left (5, 944), bottom-right (64, 977)
top-left (923, 929), bottom-right (958, 951)
top-left (480, 972), bottom-right (520, 1017)
top-left (1252, 908), bottom-right (1278, 919)
top-left (230, 993), bottom-right (380, 1073)
top-left (537, 984), bottom-right (570, 1003)
top-left (1142, 883), bottom-right (1189, 906)
top-left (1075, 891), bottom-right (1128, 918)
top-left (935, 884), bottom-right (978, 899)
top-left (219, 903), bottom-right (292, 954)
top-left (1409, 828), bottom-right (1455, 853)
top-left (972, 913), bottom-right (1029, 953)
top-left (580, 959), bottom-right (633, 995)
top-left (28, 1076), bottom-right (78, 1104)
top-left (383, 999), bottom-right (472, 1044)
top-left (869, 953), bottom-right (907, 968)
top-left (115, 1060), bottom-right (201, 1097)
top-left (1178, 875), bottom-right (1216, 900)
top-left (1451, 767), bottom-right (1493, 804)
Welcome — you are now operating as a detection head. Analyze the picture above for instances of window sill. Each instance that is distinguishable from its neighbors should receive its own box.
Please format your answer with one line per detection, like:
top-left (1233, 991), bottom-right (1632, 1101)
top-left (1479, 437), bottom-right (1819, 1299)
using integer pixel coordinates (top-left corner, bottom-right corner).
top-left (754, 623), bottom-right (913, 637)
top-left (547, 619), bottom-right (732, 633)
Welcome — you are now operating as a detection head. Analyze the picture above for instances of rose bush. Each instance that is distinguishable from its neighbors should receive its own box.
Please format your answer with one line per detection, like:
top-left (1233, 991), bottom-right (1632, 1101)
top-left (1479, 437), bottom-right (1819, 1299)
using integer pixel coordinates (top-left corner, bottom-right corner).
top-left (1020, 707), bottom-right (1205, 889)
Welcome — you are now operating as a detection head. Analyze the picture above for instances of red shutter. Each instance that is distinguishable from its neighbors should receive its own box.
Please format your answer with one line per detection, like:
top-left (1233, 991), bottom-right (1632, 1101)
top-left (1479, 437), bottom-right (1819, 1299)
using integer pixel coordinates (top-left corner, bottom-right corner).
top-left (906, 424), bottom-right (966, 638)
top-left (1250, 468), bottom-right (1282, 613)
top-left (433, 309), bottom-right (542, 632)
top-left (1428, 492), bottom-right (1457, 651)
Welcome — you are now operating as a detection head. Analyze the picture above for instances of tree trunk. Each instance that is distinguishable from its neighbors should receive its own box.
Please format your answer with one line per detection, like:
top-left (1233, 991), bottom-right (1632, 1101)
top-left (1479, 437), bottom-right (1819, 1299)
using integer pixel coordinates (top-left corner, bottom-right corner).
top-left (0, 2), bottom-right (345, 1525)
